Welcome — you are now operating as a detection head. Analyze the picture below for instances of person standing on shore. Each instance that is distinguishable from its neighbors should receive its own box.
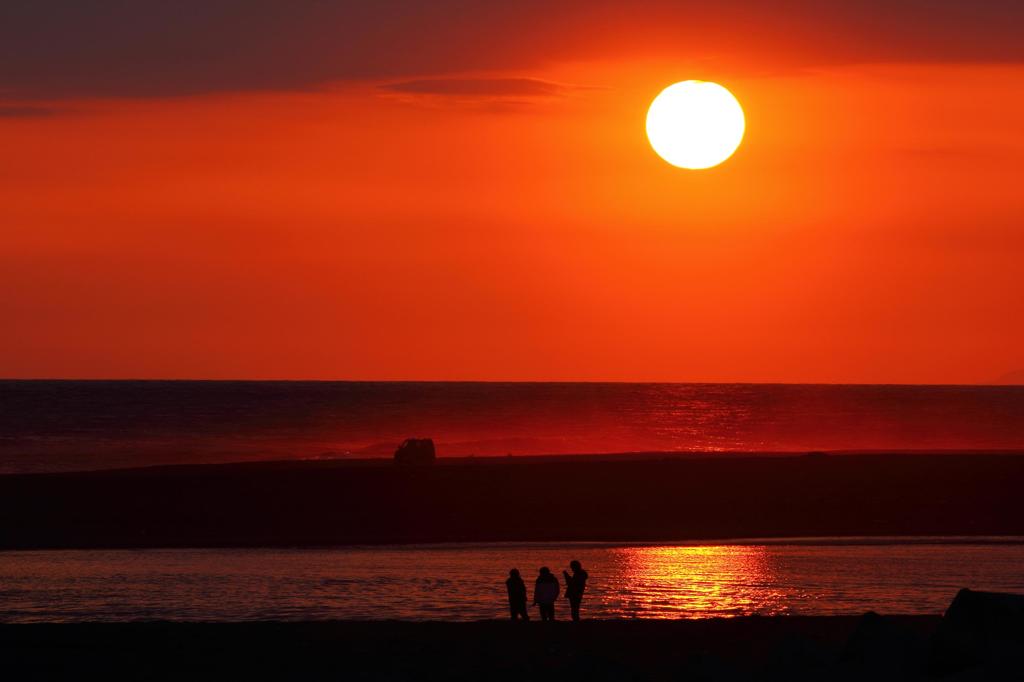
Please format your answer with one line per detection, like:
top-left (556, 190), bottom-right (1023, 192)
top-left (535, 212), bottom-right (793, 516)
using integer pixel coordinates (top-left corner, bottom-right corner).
top-left (505, 568), bottom-right (529, 620)
top-left (533, 567), bottom-right (560, 621)
top-left (563, 560), bottom-right (588, 622)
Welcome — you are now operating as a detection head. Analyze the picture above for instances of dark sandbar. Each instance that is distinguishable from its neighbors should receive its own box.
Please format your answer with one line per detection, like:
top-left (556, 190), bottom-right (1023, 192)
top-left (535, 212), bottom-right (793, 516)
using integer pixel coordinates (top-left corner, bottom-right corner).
top-left (1, 452), bottom-right (1022, 549)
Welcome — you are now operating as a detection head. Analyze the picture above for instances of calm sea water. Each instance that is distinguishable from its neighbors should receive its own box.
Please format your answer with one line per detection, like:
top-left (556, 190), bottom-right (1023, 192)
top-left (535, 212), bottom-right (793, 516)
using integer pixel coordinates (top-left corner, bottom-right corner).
top-left (1, 539), bottom-right (1022, 623)
top-left (2, 381), bottom-right (1023, 474)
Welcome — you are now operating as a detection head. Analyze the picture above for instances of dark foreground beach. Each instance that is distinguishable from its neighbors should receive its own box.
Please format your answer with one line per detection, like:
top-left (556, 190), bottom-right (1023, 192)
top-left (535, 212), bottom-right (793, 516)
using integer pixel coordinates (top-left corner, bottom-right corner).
top-left (2, 604), bottom-right (1020, 681)
top-left (2, 453), bottom-right (1023, 549)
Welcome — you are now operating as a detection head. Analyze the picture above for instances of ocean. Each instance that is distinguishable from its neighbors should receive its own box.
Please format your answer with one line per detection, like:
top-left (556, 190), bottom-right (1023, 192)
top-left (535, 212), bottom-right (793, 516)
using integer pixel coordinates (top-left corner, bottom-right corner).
top-left (2, 381), bottom-right (1023, 474)
top-left (3, 382), bottom-right (1023, 624)
top-left (2, 539), bottom-right (1022, 623)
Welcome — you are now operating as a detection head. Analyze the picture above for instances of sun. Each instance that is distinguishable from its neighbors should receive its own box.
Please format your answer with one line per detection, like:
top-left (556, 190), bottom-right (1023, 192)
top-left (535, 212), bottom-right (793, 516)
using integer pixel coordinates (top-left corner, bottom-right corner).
top-left (646, 81), bottom-right (745, 170)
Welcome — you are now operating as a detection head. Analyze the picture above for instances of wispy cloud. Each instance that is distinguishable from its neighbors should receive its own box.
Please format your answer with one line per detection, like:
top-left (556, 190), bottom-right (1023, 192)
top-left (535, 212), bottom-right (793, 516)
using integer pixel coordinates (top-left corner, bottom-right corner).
top-left (377, 77), bottom-right (598, 110)
top-left (380, 78), bottom-right (572, 98)
top-left (0, 105), bottom-right (62, 118)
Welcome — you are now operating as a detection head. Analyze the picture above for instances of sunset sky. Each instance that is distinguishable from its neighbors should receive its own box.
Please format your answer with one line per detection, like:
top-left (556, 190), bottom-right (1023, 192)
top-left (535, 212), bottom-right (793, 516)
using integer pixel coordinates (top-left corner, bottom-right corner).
top-left (2, 1), bottom-right (1022, 383)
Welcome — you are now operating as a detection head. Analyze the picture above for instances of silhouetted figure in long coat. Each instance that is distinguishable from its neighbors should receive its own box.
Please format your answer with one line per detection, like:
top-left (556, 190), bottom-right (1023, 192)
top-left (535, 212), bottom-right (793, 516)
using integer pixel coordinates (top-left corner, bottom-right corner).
top-left (505, 568), bottom-right (529, 620)
top-left (563, 560), bottom-right (588, 621)
top-left (533, 567), bottom-right (560, 621)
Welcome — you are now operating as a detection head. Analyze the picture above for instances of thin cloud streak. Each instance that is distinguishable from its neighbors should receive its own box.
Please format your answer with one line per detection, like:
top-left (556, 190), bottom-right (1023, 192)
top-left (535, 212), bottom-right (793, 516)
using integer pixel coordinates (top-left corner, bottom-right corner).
top-left (381, 78), bottom-right (571, 97)
top-left (0, 105), bottom-right (63, 118)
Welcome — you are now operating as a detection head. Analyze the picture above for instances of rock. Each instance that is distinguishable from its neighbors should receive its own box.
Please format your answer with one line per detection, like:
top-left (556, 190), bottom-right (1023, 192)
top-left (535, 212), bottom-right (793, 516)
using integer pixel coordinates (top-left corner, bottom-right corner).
top-left (394, 438), bottom-right (436, 465)
top-left (929, 588), bottom-right (1024, 677)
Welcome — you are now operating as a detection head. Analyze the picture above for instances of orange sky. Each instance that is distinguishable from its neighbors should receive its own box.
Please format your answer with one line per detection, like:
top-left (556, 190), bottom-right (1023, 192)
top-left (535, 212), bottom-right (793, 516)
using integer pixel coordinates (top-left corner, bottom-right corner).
top-left (1, 2), bottom-right (1023, 383)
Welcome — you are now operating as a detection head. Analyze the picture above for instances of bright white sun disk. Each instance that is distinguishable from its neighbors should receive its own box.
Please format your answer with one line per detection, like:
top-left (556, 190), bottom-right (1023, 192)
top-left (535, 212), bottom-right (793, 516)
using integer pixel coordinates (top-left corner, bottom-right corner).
top-left (646, 81), bottom-right (745, 170)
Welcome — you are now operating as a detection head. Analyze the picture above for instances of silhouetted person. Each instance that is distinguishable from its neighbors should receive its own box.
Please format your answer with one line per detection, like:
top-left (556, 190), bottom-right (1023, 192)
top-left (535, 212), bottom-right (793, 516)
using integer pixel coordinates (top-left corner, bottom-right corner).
top-left (563, 560), bottom-right (588, 621)
top-left (533, 566), bottom-right (560, 621)
top-left (505, 568), bottom-right (529, 620)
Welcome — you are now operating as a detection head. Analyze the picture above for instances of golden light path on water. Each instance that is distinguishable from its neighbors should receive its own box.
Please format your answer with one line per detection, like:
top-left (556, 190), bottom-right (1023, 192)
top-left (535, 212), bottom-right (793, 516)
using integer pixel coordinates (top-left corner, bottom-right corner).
top-left (608, 545), bottom-right (788, 618)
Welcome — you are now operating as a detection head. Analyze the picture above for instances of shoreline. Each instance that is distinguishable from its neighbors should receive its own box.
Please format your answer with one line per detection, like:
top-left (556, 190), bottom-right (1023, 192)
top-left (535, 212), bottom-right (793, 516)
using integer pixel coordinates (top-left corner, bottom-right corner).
top-left (6, 447), bottom-right (1024, 478)
top-left (5, 535), bottom-right (1024, 554)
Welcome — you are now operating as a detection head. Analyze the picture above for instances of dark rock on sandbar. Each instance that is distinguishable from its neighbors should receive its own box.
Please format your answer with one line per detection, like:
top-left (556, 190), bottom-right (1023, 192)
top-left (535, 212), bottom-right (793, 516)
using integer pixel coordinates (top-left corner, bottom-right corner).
top-left (394, 438), bottom-right (436, 465)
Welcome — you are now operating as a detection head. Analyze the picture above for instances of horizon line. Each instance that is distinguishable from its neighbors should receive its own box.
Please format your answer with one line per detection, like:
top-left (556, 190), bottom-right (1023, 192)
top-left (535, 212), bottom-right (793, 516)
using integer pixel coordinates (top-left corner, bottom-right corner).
top-left (1, 377), bottom-right (1021, 388)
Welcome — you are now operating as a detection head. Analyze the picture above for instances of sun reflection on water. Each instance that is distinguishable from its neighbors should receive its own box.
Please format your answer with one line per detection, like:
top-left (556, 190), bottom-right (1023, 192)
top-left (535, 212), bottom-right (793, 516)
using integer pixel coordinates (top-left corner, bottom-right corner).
top-left (5, 542), bottom-right (1024, 622)
top-left (603, 545), bottom-right (790, 619)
